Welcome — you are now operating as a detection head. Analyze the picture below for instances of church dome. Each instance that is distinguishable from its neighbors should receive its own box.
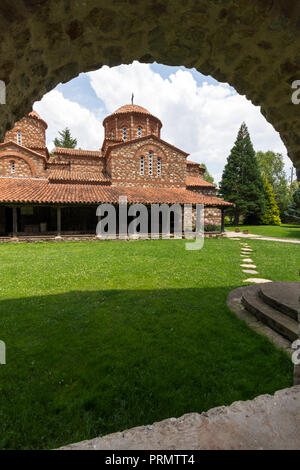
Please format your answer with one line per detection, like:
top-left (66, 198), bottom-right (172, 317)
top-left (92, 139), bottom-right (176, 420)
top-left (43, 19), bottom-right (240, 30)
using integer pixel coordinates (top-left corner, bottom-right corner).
top-left (112, 104), bottom-right (151, 115)
top-left (102, 103), bottom-right (162, 147)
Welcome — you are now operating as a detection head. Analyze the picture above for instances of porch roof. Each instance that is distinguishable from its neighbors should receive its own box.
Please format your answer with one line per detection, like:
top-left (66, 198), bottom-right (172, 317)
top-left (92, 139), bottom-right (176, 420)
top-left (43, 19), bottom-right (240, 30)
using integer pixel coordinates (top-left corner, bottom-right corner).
top-left (0, 177), bottom-right (232, 207)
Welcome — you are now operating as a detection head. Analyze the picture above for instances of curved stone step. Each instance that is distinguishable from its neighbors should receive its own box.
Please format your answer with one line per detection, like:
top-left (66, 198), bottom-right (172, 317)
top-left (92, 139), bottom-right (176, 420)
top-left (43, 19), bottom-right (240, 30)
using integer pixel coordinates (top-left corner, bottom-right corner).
top-left (258, 282), bottom-right (299, 321)
top-left (241, 285), bottom-right (299, 342)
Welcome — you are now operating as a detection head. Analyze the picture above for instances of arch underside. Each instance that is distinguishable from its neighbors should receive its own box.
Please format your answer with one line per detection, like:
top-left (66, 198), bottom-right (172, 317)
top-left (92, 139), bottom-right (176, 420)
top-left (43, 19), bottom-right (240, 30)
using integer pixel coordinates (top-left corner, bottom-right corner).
top-left (0, 0), bottom-right (300, 178)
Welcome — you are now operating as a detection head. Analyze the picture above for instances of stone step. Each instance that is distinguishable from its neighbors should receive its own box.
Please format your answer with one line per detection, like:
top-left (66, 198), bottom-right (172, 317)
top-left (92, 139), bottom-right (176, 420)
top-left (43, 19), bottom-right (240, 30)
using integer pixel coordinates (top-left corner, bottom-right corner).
top-left (241, 285), bottom-right (299, 342)
top-left (258, 282), bottom-right (299, 322)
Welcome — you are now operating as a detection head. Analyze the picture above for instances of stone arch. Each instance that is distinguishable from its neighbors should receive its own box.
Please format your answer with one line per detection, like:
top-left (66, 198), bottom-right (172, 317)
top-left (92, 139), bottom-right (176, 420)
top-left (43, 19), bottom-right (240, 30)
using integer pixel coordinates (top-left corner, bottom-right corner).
top-left (0, 1), bottom-right (300, 177)
top-left (0, 151), bottom-right (37, 177)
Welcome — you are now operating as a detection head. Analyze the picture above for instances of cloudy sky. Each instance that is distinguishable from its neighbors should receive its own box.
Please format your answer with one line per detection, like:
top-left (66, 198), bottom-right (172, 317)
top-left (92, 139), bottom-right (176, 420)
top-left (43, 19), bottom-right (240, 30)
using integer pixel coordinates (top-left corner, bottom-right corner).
top-left (34, 61), bottom-right (289, 185)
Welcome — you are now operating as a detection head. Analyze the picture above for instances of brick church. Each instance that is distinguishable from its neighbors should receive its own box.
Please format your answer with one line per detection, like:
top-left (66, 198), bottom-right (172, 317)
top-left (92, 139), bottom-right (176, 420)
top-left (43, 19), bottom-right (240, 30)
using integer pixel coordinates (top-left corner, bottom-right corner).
top-left (0, 104), bottom-right (231, 238)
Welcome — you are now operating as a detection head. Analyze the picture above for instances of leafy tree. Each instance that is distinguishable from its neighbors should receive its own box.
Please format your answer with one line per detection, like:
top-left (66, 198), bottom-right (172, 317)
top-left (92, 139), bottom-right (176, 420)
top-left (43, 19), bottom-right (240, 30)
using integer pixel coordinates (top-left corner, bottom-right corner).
top-left (260, 174), bottom-right (281, 225)
top-left (256, 151), bottom-right (290, 218)
top-left (54, 127), bottom-right (77, 149)
top-left (219, 122), bottom-right (265, 225)
top-left (200, 163), bottom-right (215, 184)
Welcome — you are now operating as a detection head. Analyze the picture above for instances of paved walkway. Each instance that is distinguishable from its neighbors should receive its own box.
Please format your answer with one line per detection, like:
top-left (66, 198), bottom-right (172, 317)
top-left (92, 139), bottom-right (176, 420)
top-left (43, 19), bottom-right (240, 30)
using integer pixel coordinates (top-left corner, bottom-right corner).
top-left (225, 231), bottom-right (300, 244)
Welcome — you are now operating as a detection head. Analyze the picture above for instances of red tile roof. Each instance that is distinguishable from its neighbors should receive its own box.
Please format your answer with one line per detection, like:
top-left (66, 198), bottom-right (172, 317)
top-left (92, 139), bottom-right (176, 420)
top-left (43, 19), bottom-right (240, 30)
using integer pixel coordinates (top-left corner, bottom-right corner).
top-left (113, 104), bottom-right (151, 115)
top-left (0, 177), bottom-right (232, 206)
top-left (187, 160), bottom-right (200, 166)
top-left (53, 148), bottom-right (102, 157)
top-left (48, 170), bottom-right (111, 184)
top-left (28, 110), bottom-right (48, 129)
top-left (186, 176), bottom-right (216, 188)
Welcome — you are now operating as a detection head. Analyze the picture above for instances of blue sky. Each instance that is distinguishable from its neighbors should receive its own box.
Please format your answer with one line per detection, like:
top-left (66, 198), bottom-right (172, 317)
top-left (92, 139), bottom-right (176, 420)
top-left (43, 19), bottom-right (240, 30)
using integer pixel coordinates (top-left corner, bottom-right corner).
top-left (35, 61), bottom-right (289, 185)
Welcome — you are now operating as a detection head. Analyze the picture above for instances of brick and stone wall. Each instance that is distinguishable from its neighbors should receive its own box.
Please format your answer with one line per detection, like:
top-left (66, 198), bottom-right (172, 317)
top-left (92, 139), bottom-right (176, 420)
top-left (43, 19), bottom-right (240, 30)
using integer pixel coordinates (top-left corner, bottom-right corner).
top-left (0, 145), bottom-right (47, 178)
top-left (4, 115), bottom-right (46, 149)
top-left (108, 139), bottom-right (187, 188)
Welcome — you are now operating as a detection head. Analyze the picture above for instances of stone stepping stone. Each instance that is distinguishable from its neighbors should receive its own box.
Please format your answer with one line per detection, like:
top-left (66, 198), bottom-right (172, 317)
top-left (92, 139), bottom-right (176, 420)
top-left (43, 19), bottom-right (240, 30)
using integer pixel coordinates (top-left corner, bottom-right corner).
top-left (241, 264), bottom-right (257, 269)
top-left (243, 269), bottom-right (259, 274)
top-left (243, 278), bottom-right (272, 284)
top-left (241, 248), bottom-right (252, 251)
top-left (229, 238), bottom-right (240, 240)
top-left (242, 258), bottom-right (253, 263)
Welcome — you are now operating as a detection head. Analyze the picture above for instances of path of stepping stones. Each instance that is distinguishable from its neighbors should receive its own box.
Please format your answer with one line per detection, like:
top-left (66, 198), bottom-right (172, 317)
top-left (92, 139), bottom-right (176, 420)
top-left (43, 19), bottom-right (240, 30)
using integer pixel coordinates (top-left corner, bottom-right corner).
top-left (238, 241), bottom-right (271, 284)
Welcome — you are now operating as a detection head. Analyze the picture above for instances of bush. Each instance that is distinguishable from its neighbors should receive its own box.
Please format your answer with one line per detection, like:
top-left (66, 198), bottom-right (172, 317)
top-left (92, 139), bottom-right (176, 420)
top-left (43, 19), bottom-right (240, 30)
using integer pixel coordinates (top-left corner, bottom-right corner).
top-left (204, 224), bottom-right (221, 232)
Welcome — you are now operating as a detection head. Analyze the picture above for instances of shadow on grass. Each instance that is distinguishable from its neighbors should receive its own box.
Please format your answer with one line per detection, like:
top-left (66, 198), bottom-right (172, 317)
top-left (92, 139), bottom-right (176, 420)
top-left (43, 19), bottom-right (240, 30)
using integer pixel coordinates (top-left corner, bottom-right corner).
top-left (0, 286), bottom-right (293, 449)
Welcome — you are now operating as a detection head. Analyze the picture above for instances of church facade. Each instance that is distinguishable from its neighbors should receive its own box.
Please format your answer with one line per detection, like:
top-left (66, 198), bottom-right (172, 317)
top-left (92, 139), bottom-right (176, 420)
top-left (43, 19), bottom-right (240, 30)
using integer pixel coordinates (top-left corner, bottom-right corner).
top-left (0, 104), bottom-right (231, 239)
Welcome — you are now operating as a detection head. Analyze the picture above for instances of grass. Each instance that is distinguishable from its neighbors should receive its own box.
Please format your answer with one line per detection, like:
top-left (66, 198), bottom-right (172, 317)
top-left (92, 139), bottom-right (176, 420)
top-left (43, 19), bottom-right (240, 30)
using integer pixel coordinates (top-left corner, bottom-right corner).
top-left (0, 238), bottom-right (298, 449)
top-left (226, 223), bottom-right (300, 240)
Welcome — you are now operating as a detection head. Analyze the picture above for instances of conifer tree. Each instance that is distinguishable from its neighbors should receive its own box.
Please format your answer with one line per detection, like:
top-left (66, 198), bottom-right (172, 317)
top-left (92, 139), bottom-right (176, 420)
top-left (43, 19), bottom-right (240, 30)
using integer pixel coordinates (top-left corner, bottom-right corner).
top-left (54, 128), bottom-right (77, 148)
top-left (260, 174), bottom-right (281, 225)
top-left (219, 122), bottom-right (265, 224)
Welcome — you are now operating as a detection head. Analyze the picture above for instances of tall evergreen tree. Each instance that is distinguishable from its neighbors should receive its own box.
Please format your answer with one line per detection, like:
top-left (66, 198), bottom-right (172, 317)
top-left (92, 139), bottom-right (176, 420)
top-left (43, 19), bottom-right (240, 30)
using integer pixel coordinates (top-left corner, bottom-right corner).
top-left (260, 173), bottom-right (281, 225)
top-left (219, 122), bottom-right (265, 225)
top-left (54, 127), bottom-right (77, 148)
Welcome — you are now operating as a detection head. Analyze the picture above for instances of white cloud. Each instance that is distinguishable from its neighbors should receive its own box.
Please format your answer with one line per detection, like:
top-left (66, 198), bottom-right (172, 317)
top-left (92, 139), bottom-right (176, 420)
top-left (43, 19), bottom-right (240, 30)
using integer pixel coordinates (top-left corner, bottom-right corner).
top-left (34, 90), bottom-right (103, 151)
top-left (35, 62), bottom-right (289, 184)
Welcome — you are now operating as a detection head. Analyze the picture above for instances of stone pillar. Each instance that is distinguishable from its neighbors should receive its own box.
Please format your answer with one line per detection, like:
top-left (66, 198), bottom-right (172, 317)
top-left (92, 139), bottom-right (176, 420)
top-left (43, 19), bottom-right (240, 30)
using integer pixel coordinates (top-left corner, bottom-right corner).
top-left (294, 307), bottom-right (300, 386)
top-left (221, 208), bottom-right (225, 233)
top-left (12, 206), bottom-right (18, 237)
top-left (57, 207), bottom-right (61, 237)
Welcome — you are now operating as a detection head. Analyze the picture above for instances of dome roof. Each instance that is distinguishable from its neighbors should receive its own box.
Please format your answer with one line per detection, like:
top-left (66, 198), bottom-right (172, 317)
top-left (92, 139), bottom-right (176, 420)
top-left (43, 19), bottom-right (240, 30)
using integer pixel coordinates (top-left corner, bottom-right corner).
top-left (113, 104), bottom-right (151, 115)
top-left (28, 110), bottom-right (48, 129)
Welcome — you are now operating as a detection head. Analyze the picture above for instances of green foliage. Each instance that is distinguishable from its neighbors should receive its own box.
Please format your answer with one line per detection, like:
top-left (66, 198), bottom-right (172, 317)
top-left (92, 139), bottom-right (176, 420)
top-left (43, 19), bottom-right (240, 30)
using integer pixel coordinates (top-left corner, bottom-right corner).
top-left (285, 187), bottom-right (300, 222)
top-left (260, 174), bottom-right (281, 225)
top-left (200, 163), bottom-right (215, 184)
top-left (204, 224), bottom-right (221, 232)
top-left (256, 151), bottom-right (290, 219)
top-left (54, 127), bottom-right (77, 149)
top-left (219, 123), bottom-right (265, 224)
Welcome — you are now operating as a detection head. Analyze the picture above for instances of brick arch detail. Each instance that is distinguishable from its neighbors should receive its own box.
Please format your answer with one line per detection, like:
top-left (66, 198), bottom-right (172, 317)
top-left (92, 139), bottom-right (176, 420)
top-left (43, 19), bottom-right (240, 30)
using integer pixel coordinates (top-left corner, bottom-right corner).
top-left (135, 143), bottom-right (166, 160)
top-left (0, 151), bottom-right (37, 177)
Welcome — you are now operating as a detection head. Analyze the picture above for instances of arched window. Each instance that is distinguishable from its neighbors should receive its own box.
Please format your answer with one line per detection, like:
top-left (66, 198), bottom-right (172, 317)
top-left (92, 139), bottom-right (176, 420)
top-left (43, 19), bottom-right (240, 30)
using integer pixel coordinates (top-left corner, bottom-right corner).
top-left (137, 126), bottom-right (142, 138)
top-left (17, 130), bottom-right (22, 145)
top-left (140, 156), bottom-right (145, 175)
top-left (148, 151), bottom-right (153, 176)
top-left (122, 127), bottom-right (127, 141)
top-left (10, 161), bottom-right (15, 174)
top-left (157, 157), bottom-right (162, 176)
top-left (110, 130), bottom-right (115, 139)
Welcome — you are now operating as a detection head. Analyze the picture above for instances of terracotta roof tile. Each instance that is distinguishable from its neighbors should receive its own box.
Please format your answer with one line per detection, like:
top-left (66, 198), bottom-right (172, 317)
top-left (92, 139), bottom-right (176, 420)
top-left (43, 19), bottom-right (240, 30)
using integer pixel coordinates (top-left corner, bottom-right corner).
top-left (186, 176), bottom-right (216, 188)
top-left (113, 104), bottom-right (151, 115)
top-left (53, 148), bottom-right (102, 157)
top-left (48, 170), bottom-right (111, 184)
top-left (0, 177), bottom-right (232, 206)
top-left (28, 110), bottom-right (48, 129)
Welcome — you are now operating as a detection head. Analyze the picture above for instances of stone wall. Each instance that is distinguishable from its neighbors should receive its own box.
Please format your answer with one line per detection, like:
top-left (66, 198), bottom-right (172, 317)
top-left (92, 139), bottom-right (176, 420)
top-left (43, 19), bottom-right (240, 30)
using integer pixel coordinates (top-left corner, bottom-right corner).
top-left (0, 144), bottom-right (46, 178)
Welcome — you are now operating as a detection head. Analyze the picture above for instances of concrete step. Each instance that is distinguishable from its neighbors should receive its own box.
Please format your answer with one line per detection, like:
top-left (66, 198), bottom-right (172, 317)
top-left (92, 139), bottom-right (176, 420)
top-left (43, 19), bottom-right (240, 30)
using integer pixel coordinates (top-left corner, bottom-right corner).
top-left (241, 285), bottom-right (299, 342)
top-left (258, 282), bottom-right (299, 321)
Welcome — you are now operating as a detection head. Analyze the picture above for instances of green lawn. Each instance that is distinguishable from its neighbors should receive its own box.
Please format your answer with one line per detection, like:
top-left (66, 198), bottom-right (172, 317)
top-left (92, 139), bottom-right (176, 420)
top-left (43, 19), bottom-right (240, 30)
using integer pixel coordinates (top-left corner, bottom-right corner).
top-left (0, 239), bottom-right (298, 450)
top-left (226, 224), bottom-right (300, 240)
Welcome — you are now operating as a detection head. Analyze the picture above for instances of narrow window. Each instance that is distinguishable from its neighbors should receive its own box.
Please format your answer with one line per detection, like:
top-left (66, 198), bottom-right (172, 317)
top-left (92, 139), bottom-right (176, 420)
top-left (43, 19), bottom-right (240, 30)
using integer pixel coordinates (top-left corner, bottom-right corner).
top-left (137, 126), bottom-right (142, 138)
top-left (122, 127), bottom-right (127, 141)
top-left (10, 161), bottom-right (15, 174)
top-left (148, 151), bottom-right (153, 176)
top-left (17, 130), bottom-right (22, 145)
top-left (110, 130), bottom-right (115, 138)
top-left (157, 157), bottom-right (162, 176)
top-left (140, 156), bottom-right (145, 175)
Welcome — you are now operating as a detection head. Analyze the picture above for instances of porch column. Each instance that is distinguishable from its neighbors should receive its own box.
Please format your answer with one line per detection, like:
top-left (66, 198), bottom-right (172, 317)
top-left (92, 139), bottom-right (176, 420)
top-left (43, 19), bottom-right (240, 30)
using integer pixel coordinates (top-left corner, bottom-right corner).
top-left (57, 207), bottom-right (61, 236)
top-left (221, 208), bottom-right (225, 233)
top-left (12, 207), bottom-right (18, 237)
